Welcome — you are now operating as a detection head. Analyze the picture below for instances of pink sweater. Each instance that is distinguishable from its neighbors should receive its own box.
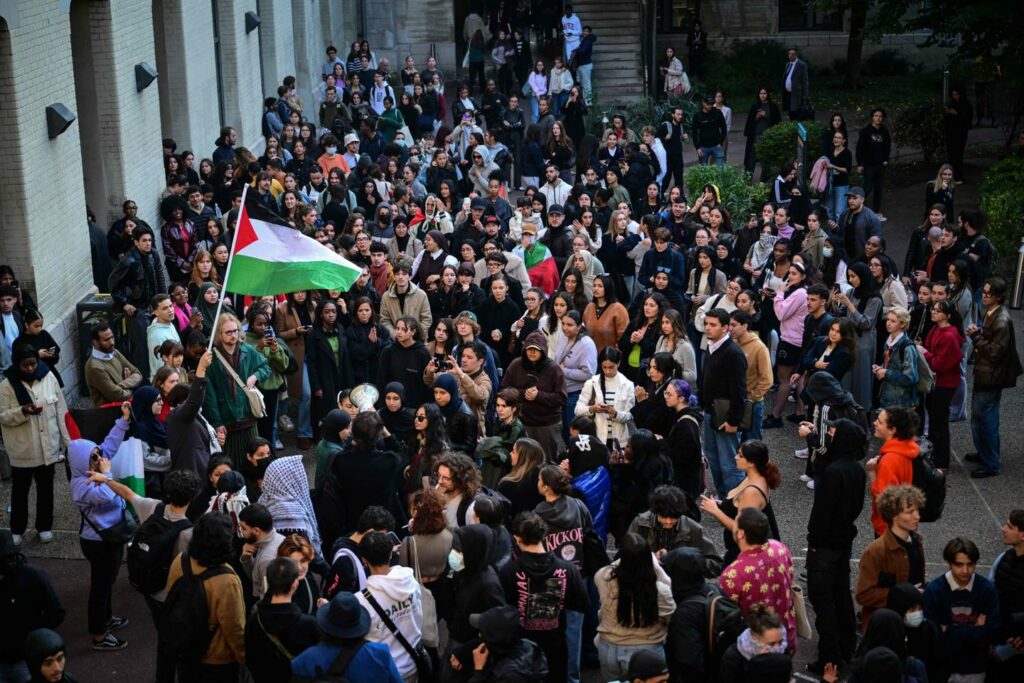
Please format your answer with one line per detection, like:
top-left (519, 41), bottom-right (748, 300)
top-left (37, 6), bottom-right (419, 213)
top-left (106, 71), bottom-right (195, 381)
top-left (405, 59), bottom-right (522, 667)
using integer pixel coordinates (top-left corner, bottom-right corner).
top-left (773, 286), bottom-right (807, 346)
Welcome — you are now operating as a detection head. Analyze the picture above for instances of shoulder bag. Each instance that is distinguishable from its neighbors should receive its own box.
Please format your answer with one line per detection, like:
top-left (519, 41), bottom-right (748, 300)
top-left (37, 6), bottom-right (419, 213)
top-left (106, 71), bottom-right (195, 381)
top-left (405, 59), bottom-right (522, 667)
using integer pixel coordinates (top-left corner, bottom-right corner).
top-left (410, 537), bottom-right (439, 648)
top-left (362, 589), bottom-right (433, 679)
top-left (81, 502), bottom-right (137, 545)
top-left (214, 348), bottom-right (266, 419)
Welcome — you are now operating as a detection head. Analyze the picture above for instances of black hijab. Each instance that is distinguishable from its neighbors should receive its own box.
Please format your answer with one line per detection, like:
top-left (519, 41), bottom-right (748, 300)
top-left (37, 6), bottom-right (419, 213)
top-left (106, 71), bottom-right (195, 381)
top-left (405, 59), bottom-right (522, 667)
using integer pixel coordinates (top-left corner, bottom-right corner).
top-left (320, 409), bottom-right (352, 445)
top-left (848, 261), bottom-right (880, 313)
top-left (379, 382), bottom-right (415, 443)
top-left (5, 345), bottom-right (50, 406)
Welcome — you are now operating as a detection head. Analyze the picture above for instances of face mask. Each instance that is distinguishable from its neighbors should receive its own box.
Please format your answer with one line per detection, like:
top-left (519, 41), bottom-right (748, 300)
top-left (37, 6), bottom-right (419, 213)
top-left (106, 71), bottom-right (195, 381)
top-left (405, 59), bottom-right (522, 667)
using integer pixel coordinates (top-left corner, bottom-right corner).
top-left (822, 246), bottom-right (834, 258)
top-left (448, 549), bottom-right (465, 572)
top-left (326, 146), bottom-right (338, 155)
top-left (905, 610), bottom-right (924, 628)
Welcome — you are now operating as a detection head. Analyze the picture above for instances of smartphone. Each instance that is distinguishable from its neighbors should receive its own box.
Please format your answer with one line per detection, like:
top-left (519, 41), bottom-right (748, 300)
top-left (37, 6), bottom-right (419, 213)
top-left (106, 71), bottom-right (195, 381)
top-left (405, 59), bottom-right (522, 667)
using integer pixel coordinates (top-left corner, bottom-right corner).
top-left (525, 374), bottom-right (538, 389)
top-left (263, 328), bottom-right (275, 338)
top-left (303, 324), bottom-right (313, 330)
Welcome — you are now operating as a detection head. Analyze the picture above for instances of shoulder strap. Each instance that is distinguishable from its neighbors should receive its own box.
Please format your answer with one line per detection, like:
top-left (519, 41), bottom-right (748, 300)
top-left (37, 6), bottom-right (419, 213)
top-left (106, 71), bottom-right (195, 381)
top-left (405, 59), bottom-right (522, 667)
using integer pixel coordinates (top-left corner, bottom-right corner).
top-left (679, 413), bottom-right (701, 428)
top-left (327, 640), bottom-right (367, 678)
top-left (257, 611), bottom-right (297, 661)
top-left (362, 589), bottom-right (419, 659)
top-left (214, 348), bottom-right (247, 391)
top-left (80, 499), bottom-right (127, 536)
top-left (411, 537), bottom-right (424, 585)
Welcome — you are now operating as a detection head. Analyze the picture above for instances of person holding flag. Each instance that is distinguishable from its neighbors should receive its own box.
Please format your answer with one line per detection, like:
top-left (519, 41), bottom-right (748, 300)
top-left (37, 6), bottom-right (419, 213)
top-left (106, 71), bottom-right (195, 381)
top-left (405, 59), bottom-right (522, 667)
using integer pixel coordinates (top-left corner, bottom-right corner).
top-left (513, 222), bottom-right (560, 296)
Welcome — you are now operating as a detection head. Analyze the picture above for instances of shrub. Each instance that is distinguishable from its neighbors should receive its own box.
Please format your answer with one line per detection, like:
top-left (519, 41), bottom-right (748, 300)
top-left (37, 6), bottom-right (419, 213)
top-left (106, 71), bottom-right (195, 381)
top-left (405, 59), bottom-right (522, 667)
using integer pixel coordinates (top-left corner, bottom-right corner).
top-left (892, 102), bottom-right (945, 164)
top-left (980, 156), bottom-right (1024, 264)
top-left (753, 120), bottom-right (827, 181)
top-left (586, 94), bottom-right (699, 139)
top-left (684, 164), bottom-right (770, 219)
top-left (863, 49), bottom-right (910, 77)
top-left (703, 39), bottom-right (791, 103)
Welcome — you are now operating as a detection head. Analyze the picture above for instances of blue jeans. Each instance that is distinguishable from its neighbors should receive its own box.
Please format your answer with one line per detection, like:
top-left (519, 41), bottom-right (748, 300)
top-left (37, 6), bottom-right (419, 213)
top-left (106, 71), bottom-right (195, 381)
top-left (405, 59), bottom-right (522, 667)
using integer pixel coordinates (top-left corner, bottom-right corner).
top-left (529, 95), bottom-right (540, 122)
top-left (741, 399), bottom-right (765, 442)
top-left (597, 641), bottom-right (664, 682)
top-left (951, 348), bottom-right (968, 421)
top-left (578, 64), bottom-right (593, 104)
top-left (699, 145), bottom-right (725, 166)
top-left (703, 411), bottom-right (743, 497)
top-left (566, 609), bottom-right (583, 683)
top-left (829, 185), bottom-right (849, 222)
top-left (970, 388), bottom-right (1002, 473)
top-left (551, 91), bottom-right (569, 117)
top-left (297, 364), bottom-right (313, 438)
top-left (564, 390), bottom-right (581, 442)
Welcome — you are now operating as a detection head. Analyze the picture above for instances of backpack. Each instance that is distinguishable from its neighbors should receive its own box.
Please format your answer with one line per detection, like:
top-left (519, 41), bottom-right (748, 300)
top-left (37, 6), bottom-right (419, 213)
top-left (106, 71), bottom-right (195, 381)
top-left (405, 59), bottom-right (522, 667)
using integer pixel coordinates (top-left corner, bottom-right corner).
top-left (686, 585), bottom-right (745, 663)
top-left (911, 442), bottom-right (947, 523)
top-left (128, 504), bottom-right (192, 595)
top-left (908, 343), bottom-right (935, 395)
top-left (159, 553), bottom-right (232, 662)
top-left (311, 641), bottom-right (367, 683)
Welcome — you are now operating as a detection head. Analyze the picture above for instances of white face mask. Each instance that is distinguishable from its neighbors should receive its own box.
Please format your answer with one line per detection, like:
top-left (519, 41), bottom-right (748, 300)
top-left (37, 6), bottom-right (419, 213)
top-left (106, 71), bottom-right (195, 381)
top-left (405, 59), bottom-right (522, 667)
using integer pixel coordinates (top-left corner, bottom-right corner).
top-left (448, 549), bottom-right (465, 572)
top-left (823, 246), bottom-right (834, 258)
top-left (904, 610), bottom-right (924, 628)
top-left (326, 146), bottom-right (338, 155)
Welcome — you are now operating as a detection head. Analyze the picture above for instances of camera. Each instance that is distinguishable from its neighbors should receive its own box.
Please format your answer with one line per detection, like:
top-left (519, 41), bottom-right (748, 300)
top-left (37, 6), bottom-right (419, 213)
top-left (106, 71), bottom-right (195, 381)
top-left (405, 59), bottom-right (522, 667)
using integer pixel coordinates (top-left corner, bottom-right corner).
top-left (434, 354), bottom-right (452, 371)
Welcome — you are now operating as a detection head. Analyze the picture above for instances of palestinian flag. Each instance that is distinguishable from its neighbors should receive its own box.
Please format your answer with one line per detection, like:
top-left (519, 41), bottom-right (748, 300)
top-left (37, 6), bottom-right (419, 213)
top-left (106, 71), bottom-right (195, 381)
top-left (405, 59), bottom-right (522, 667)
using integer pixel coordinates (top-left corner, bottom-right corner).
top-left (519, 242), bottom-right (560, 295)
top-left (225, 192), bottom-right (361, 295)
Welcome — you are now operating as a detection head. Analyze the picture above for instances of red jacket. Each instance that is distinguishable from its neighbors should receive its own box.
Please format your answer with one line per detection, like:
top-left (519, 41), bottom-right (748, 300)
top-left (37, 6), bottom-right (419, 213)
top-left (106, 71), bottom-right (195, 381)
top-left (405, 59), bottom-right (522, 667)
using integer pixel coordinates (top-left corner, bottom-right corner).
top-left (870, 437), bottom-right (919, 536)
top-left (923, 324), bottom-right (964, 389)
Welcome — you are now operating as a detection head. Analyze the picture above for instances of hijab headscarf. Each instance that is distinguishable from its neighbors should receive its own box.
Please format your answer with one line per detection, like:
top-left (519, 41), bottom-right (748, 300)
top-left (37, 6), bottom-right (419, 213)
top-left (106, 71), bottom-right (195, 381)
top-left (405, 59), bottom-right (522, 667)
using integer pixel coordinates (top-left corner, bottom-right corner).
top-left (848, 261), bottom-right (881, 313)
top-left (131, 385), bottom-right (168, 449)
top-left (379, 382), bottom-right (415, 441)
top-left (858, 608), bottom-right (909, 659)
top-left (261, 455), bottom-right (321, 551)
top-left (433, 373), bottom-right (465, 422)
top-left (193, 282), bottom-right (234, 336)
top-left (210, 470), bottom-right (249, 536)
top-left (748, 231), bottom-right (778, 271)
top-left (320, 409), bottom-right (352, 445)
top-left (562, 250), bottom-right (599, 299)
top-left (853, 646), bottom-right (903, 683)
top-left (5, 344), bottom-right (49, 406)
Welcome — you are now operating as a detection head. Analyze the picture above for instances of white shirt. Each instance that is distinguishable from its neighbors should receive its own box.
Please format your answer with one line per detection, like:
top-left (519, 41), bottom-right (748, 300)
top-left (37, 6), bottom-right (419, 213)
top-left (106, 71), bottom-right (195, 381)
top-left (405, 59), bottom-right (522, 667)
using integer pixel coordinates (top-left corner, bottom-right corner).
top-left (707, 333), bottom-right (731, 356)
top-left (369, 83), bottom-right (394, 115)
top-left (785, 60), bottom-right (796, 92)
top-left (561, 14), bottom-right (582, 46)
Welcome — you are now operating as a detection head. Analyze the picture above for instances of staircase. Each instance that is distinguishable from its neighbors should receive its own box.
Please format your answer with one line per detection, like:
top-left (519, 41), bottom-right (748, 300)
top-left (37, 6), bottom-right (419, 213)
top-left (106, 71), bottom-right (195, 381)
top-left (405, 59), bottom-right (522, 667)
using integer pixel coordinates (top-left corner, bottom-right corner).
top-left (571, 0), bottom-right (646, 104)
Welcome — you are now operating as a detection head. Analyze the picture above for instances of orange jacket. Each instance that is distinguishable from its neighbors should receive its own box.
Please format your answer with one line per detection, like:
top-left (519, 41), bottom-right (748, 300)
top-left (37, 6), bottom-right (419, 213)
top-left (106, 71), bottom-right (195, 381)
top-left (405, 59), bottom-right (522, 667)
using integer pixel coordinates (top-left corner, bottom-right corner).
top-left (870, 437), bottom-right (919, 536)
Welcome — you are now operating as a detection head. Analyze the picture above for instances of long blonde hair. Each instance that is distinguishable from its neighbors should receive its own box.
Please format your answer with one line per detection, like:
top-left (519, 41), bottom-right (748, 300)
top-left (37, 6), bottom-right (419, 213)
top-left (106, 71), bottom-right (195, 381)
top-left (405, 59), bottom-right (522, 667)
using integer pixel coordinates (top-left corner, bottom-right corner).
top-left (931, 163), bottom-right (954, 192)
top-left (501, 438), bottom-right (545, 484)
top-left (606, 209), bottom-right (629, 238)
top-left (190, 249), bottom-right (220, 288)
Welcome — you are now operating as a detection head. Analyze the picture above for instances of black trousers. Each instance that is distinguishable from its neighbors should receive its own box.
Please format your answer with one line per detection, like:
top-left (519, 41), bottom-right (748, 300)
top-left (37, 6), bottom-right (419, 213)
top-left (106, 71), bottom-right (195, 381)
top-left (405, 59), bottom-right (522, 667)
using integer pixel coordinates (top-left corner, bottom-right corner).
top-left (806, 545), bottom-right (857, 666)
top-left (10, 463), bottom-right (54, 534)
top-left (80, 537), bottom-right (125, 635)
top-left (862, 163), bottom-right (886, 213)
top-left (145, 595), bottom-right (176, 683)
top-left (255, 390), bottom-right (280, 453)
top-left (661, 156), bottom-right (684, 194)
top-left (927, 386), bottom-right (955, 468)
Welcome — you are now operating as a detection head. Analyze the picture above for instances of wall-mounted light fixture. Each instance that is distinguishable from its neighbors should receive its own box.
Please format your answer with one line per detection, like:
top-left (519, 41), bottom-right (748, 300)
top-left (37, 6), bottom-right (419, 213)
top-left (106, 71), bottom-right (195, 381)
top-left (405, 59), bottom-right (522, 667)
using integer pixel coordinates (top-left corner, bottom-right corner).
top-left (135, 62), bottom-right (158, 92)
top-left (245, 11), bottom-right (260, 33)
top-left (45, 103), bottom-right (76, 139)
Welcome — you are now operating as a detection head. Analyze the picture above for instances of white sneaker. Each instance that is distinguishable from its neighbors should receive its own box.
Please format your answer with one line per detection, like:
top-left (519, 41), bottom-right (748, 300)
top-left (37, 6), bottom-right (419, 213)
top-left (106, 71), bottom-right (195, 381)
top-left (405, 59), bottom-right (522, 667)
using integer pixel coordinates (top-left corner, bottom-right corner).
top-left (274, 439), bottom-right (285, 451)
top-left (799, 474), bottom-right (812, 483)
top-left (794, 448), bottom-right (809, 459)
top-left (806, 479), bottom-right (815, 490)
top-left (38, 531), bottom-right (54, 543)
top-left (278, 415), bottom-right (295, 433)
top-left (11, 533), bottom-right (22, 546)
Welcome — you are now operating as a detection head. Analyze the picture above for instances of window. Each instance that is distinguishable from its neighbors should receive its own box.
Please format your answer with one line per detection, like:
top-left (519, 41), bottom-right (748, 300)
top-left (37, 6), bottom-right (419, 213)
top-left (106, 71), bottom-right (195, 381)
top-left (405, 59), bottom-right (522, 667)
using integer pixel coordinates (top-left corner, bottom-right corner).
top-left (656, 0), bottom-right (701, 34)
top-left (778, 0), bottom-right (843, 31)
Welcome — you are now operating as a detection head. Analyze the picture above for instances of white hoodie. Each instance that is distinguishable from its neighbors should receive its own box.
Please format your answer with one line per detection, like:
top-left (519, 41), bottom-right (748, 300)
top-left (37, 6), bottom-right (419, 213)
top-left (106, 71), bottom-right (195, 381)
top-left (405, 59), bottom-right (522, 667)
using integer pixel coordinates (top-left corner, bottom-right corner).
top-left (356, 566), bottom-right (423, 682)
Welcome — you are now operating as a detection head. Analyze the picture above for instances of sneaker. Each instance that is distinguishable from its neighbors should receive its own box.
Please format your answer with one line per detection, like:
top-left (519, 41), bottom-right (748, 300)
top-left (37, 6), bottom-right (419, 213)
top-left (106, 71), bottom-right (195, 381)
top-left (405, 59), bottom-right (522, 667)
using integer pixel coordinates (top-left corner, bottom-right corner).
top-left (38, 531), bottom-right (54, 544)
top-left (878, 214), bottom-right (888, 222)
top-left (762, 416), bottom-right (783, 429)
top-left (11, 533), bottom-right (22, 547)
top-left (274, 440), bottom-right (285, 451)
top-left (806, 479), bottom-right (815, 490)
top-left (279, 415), bottom-right (295, 432)
top-left (964, 453), bottom-right (981, 463)
top-left (794, 448), bottom-right (810, 460)
top-left (105, 616), bottom-right (129, 632)
top-left (92, 633), bottom-right (127, 651)
top-left (799, 473), bottom-right (812, 483)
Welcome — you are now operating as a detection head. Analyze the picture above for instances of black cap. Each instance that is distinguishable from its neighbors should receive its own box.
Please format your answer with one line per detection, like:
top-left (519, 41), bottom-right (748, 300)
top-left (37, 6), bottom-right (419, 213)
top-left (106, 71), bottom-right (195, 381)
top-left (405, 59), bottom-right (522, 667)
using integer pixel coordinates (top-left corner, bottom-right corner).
top-left (470, 197), bottom-right (486, 210)
top-left (704, 95), bottom-right (715, 105)
top-left (548, 204), bottom-right (564, 215)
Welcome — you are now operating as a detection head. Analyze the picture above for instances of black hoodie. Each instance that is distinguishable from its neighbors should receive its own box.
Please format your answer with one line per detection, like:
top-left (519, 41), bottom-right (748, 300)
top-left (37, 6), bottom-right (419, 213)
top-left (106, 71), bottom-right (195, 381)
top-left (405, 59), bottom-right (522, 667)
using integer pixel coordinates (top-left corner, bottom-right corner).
top-left (451, 525), bottom-right (507, 643)
top-left (807, 417), bottom-right (867, 550)
top-left (453, 605), bottom-right (551, 683)
top-left (663, 548), bottom-right (715, 682)
top-left (533, 494), bottom-right (592, 573)
top-left (885, 583), bottom-right (947, 683)
top-left (23, 628), bottom-right (78, 683)
top-left (805, 371), bottom-right (869, 465)
top-left (244, 601), bottom-right (319, 682)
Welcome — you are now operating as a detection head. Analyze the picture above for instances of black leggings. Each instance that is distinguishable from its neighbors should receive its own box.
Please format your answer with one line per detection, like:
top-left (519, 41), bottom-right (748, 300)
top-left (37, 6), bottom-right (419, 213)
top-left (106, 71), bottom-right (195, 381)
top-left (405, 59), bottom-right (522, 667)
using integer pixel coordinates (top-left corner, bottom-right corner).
top-left (10, 463), bottom-right (54, 534)
top-left (80, 537), bottom-right (125, 635)
top-left (927, 386), bottom-right (955, 468)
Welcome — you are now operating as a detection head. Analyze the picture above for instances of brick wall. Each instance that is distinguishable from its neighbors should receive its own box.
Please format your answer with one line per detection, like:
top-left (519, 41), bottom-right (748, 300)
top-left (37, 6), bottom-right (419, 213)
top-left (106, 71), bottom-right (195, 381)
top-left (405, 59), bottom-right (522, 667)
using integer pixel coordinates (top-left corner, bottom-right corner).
top-left (217, 0), bottom-right (263, 148)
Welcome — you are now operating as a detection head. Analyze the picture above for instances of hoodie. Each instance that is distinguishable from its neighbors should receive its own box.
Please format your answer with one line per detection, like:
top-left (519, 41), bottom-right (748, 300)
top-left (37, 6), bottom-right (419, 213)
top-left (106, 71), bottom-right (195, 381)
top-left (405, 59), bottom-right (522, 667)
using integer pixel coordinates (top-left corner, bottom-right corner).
top-left (24, 628), bottom-right (79, 683)
top-left (805, 371), bottom-right (869, 464)
top-left (534, 494), bottom-right (592, 573)
top-left (69, 418), bottom-right (131, 541)
top-left (458, 605), bottom-right (550, 683)
top-left (243, 602), bottom-right (318, 683)
top-left (357, 566), bottom-right (424, 681)
top-left (871, 437), bottom-right (920, 537)
top-left (807, 418), bottom-right (867, 550)
top-left (663, 548), bottom-right (714, 682)
top-left (499, 330), bottom-right (567, 428)
top-left (450, 525), bottom-right (507, 643)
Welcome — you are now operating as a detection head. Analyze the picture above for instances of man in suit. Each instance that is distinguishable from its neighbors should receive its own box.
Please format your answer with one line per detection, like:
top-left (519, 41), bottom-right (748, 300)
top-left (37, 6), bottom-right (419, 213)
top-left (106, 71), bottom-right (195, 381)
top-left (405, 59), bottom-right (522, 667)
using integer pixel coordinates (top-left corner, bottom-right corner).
top-left (782, 48), bottom-right (810, 120)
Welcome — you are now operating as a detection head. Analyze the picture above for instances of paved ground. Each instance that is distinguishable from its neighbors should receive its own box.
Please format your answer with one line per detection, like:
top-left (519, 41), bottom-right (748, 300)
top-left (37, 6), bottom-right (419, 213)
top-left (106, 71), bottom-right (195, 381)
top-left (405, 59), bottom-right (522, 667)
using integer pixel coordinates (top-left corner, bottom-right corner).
top-left (2, 124), bottom-right (1020, 682)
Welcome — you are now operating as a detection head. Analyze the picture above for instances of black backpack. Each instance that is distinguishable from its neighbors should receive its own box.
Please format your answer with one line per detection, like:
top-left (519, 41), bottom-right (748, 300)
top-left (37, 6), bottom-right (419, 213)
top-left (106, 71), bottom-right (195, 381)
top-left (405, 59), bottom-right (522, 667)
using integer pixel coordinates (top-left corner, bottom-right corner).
top-left (127, 504), bottom-right (192, 595)
top-left (159, 553), bottom-right (232, 661)
top-left (911, 445), bottom-right (947, 523)
top-left (311, 640), bottom-right (367, 682)
top-left (686, 584), bottom-right (745, 664)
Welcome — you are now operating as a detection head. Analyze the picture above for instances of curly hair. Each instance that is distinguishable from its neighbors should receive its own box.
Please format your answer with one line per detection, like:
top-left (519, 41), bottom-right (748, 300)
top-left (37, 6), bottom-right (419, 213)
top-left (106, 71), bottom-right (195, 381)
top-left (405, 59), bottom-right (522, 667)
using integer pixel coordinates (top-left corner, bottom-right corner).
top-left (410, 488), bottom-right (448, 535)
top-left (188, 512), bottom-right (235, 567)
top-left (876, 484), bottom-right (926, 526)
top-left (433, 451), bottom-right (482, 499)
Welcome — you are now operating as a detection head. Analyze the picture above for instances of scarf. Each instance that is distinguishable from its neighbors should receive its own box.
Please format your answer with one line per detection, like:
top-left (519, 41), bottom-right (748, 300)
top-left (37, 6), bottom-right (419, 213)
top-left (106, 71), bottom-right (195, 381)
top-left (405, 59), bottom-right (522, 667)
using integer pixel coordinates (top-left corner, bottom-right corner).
top-left (320, 409), bottom-right (352, 445)
top-left (736, 628), bottom-right (788, 660)
top-left (433, 373), bottom-right (466, 422)
top-left (369, 260), bottom-right (390, 293)
top-left (261, 455), bottom-right (321, 550)
top-left (749, 233), bottom-right (777, 271)
top-left (5, 345), bottom-right (50, 406)
top-left (194, 282), bottom-right (234, 337)
top-left (173, 301), bottom-right (193, 332)
top-left (210, 486), bottom-right (250, 536)
top-left (379, 382), bottom-right (416, 440)
top-left (131, 385), bottom-right (168, 448)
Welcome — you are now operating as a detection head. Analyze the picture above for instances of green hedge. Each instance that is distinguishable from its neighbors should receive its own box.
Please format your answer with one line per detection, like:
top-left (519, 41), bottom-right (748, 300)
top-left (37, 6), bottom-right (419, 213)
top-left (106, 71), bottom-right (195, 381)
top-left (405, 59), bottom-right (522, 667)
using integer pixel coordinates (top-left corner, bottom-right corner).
top-left (979, 156), bottom-right (1024, 264)
top-left (893, 102), bottom-right (946, 165)
top-left (753, 121), bottom-right (827, 182)
top-left (585, 94), bottom-right (699, 139)
top-left (685, 164), bottom-right (769, 219)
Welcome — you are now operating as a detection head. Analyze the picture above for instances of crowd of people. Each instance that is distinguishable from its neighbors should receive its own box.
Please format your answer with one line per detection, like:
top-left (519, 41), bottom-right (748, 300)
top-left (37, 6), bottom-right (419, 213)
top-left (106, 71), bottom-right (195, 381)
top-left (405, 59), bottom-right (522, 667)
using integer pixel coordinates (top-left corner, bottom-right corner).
top-left (1, 4), bottom-right (1023, 683)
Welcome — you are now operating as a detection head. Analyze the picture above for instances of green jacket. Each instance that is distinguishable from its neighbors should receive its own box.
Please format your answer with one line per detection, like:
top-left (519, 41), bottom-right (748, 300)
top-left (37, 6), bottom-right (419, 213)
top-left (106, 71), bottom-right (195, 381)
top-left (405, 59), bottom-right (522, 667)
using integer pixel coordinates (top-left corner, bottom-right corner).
top-left (244, 332), bottom-right (293, 391)
top-left (203, 343), bottom-right (272, 428)
top-left (378, 108), bottom-right (405, 142)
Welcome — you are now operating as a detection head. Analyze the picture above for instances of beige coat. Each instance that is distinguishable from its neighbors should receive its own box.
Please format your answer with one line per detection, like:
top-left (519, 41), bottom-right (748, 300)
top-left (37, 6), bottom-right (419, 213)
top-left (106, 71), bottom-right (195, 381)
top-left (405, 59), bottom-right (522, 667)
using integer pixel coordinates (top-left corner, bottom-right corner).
top-left (0, 373), bottom-right (70, 468)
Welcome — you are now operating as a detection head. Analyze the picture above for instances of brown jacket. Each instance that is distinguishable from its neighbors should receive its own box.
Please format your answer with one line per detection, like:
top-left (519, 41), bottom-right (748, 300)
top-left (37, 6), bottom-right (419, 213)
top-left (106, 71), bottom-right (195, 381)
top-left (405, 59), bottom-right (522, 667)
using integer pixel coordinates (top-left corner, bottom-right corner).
top-left (84, 350), bottom-right (143, 406)
top-left (736, 331), bottom-right (773, 402)
top-left (972, 304), bottom-right (1017, 389)
top-left (582, 302), bottom-right (630, 354)
top-left (273, 301), bottom-right (312, 400)
top-left (165, 554), bottom-right (246, 665)
top-left (854, 529), bottom-right (925, 629)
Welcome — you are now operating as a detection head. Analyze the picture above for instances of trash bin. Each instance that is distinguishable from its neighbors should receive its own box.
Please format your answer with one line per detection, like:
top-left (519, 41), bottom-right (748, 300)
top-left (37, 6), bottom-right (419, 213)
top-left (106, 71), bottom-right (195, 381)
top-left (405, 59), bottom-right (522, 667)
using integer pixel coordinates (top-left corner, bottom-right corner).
top-left (75, 293), bottom-right (121, 396)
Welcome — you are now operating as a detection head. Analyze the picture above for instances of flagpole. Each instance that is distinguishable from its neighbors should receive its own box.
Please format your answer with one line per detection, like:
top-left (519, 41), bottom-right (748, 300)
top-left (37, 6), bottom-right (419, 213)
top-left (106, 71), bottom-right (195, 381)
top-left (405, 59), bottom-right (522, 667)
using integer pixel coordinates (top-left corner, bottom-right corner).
top-left (206, 183), bottom-right (249, 352)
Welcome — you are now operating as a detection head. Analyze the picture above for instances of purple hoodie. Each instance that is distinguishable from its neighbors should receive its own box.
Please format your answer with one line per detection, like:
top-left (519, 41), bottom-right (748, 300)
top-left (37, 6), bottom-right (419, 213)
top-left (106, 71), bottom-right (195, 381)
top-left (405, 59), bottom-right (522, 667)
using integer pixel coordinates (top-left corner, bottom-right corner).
top-left (70, 418), bottom-right (130, 541)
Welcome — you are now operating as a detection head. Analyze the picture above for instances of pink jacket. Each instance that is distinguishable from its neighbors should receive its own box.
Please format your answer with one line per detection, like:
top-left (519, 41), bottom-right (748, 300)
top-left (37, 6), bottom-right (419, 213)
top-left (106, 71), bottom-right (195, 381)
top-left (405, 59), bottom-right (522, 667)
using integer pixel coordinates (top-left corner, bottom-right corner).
top-left (773, 286), bottom-right (807, 346)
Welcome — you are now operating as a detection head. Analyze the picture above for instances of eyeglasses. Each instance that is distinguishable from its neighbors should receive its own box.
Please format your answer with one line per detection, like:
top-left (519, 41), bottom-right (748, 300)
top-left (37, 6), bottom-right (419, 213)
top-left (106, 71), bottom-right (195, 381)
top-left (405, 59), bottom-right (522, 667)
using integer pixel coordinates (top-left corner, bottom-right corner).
top-left (222, 328), bottom-right (239, 335)
top-left (414, 414), bottom-right (427, 421)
